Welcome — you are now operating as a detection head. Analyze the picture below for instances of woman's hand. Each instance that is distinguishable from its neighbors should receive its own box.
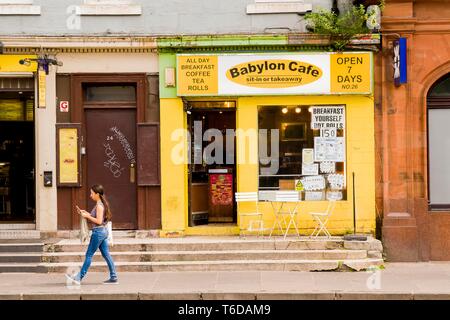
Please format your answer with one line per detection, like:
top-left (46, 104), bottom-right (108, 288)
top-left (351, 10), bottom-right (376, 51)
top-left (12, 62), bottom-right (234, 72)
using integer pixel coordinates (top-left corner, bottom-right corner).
top-left (80, 210), bottom-right (90, 218)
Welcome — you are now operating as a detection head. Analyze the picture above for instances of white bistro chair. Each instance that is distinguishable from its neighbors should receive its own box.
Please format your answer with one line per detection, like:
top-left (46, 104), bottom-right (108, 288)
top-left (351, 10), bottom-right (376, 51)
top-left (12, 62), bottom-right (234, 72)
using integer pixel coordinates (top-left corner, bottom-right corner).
top-left (235, 192), bottom-right (264, 238)
top-left (269, 191), bottom-right (301, 239)
top-left (309, 200), bottom-right (336, 238)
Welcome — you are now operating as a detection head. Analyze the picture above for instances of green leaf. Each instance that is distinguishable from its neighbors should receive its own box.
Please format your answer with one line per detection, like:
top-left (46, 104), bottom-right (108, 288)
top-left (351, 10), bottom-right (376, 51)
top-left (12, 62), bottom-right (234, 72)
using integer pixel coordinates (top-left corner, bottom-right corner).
top-left (305, 3), bottom-right (374, 51)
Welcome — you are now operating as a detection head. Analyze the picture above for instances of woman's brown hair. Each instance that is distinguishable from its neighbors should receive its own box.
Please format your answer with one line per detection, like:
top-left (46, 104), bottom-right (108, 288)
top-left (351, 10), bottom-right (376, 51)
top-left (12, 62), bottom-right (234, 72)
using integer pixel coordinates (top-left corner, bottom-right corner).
top-left (91, 184), bottom-right (112, 221)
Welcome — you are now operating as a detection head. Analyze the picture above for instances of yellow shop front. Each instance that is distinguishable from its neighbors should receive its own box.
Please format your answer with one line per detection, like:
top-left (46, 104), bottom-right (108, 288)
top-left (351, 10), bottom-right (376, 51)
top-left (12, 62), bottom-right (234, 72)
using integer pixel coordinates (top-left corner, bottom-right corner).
top-left (159, 52), bottom-right (375, 237)
top-left (0, 55), bottom-right (38, 226)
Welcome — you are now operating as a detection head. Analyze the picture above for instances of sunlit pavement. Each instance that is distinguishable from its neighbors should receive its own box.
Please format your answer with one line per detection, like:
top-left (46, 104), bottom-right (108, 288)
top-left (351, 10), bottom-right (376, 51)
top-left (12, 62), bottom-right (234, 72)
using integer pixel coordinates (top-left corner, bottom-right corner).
top-left (1, 262), bottom-right (450, 300)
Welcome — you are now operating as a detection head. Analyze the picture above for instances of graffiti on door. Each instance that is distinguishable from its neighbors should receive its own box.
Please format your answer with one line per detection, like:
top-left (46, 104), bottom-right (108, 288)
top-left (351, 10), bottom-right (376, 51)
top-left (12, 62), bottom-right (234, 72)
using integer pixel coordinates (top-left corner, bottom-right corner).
top-left (110, 126), bottom-right (136, 164)
top-left (103, 142), bottom-right (125, 178)
top-left (103, 126), bottom-right (136, 178)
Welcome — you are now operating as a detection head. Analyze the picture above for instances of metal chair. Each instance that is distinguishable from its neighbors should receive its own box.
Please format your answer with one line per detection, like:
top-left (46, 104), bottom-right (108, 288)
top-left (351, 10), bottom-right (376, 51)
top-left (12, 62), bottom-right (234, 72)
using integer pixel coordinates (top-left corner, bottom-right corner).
top-left (270, 191), bottom-right (301, 239)
top-left (235, 192), bottom-right (264, 237)
top-left (309, 200), bottom-right (336, 238)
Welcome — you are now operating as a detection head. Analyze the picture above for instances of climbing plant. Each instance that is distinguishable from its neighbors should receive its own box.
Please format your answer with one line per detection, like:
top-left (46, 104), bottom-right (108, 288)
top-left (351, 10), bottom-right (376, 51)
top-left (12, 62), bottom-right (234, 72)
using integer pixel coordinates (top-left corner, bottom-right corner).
top-left (305, 1), bottom-right (384, 51)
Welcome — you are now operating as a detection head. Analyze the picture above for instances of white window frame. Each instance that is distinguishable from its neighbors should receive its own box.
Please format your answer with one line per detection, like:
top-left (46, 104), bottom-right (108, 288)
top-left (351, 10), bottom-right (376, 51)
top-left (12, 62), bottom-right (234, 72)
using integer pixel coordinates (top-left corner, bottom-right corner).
top-left (0, 0), bottom-right (40, 15)
top-left (78, 0), bottom-right (142, 16)
top-left (246, 0), bottom-right (312, 14)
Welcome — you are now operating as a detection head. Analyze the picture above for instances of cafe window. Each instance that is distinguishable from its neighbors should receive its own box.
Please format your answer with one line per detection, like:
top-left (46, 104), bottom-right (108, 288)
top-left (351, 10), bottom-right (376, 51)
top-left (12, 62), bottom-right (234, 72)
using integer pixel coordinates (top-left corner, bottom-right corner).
top-left (258, 105), bottom-right (347, 201)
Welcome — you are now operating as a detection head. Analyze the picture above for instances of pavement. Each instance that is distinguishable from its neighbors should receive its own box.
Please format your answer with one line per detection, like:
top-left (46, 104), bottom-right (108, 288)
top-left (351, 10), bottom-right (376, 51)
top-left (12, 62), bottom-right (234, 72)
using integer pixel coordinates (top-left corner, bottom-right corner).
top-left (1, 262), bottom-right (450, 300)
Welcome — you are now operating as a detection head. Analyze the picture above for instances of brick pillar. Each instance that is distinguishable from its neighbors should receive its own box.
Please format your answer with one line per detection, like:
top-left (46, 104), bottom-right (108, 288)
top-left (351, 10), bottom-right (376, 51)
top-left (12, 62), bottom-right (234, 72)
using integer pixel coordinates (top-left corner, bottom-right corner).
top-left (379, 0), bottom-right (430, 261)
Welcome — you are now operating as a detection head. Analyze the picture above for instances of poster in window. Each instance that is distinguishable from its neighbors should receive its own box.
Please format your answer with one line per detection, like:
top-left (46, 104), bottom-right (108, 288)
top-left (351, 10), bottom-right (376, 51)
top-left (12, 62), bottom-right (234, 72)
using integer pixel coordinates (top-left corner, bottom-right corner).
top-left (310, 106), bottom-right (345, 130)
top-left (58, 127), bottom-right (80, 185)
top-left (302, 163), bottom-right (319, 176)
top-left (302, 148), bottom-right (314, 165)
top-left (320, 161), bottom-right (336, 174)
top-left (327, 174), bottom-right (345, 190)
top-left (26, 100), bottom-right (34, 121)
top-left (301, 175), bottom-right (326, 191)
top-left (0, 99), bottom-right (23, 121)
top-left (314, 137), bottom-right (345, 162)
top-left (210, 173), bottom-right (233, 206)
top-left (327, 191), bottom-right (343, 200)
top-left (305, 191), bottom-right (325, 201)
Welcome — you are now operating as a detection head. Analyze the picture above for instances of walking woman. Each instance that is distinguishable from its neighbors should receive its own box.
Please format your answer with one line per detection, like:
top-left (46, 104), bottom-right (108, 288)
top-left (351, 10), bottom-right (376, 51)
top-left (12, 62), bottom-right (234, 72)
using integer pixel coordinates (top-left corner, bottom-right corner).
top-left (66, 184), bottom-right (118, 285)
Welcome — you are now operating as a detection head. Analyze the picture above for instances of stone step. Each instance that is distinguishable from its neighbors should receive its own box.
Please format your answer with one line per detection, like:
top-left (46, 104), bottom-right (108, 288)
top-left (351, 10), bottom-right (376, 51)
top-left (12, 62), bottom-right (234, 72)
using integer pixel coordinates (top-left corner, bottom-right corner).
top-left (54, 230), bottom-right (157, 239)
top-left (0, 253), bottom-right (42, 263)
top-left (47, 239), bottom-right (349, 253)
top-left (0, 231), bottom-right (41, 240)
top-left (0, 263), bottom-right (47, 273)
top-left (42, 249), bottom-right (368, 263)
top-left (0, 224), bottom-right (36, 230)
top-left (0, 243), bottom-right (44, 253)
top-left (44, 258), bottom-right (384, 273)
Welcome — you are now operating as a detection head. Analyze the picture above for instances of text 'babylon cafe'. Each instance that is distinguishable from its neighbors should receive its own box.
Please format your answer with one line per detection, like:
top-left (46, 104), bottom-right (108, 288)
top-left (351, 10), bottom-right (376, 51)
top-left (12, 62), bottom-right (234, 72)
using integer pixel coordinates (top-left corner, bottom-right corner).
top-left (159, 52), bottom-right (375, 237)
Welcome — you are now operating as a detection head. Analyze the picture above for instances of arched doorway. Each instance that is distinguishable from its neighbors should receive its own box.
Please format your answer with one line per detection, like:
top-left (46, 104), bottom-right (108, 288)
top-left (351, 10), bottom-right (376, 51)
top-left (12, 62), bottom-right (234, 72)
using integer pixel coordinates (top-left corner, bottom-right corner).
top-left (427, 73), bottom-right (450, 209)
top-left (425, 73), bottom-right (450, 260)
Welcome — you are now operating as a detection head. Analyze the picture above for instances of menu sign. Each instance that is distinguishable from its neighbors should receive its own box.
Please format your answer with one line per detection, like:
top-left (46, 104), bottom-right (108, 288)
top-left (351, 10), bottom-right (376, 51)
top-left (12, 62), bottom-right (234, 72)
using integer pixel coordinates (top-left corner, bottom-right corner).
top-left (177, 52), bottom-right (373, 96)
top-left (209, 174), bottom-right (233, 206)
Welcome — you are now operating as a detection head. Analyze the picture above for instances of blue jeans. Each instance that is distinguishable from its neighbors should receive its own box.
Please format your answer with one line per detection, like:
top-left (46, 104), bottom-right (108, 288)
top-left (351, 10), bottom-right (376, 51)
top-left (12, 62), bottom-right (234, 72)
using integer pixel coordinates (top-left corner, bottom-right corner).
top-left (76, 227), bottom-right (117, 281)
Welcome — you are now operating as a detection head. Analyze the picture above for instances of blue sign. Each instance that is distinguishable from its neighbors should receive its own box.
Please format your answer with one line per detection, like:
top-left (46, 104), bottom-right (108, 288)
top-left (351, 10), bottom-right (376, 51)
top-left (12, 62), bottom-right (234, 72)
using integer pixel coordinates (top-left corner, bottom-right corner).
top-left (394, 37), bottom-right (407, 86)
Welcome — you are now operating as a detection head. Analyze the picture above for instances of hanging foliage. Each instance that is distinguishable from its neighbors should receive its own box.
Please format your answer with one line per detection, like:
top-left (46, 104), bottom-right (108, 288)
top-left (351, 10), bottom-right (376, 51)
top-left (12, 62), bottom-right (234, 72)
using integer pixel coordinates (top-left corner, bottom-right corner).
top-left (305, 2), bottom-right (384, 51)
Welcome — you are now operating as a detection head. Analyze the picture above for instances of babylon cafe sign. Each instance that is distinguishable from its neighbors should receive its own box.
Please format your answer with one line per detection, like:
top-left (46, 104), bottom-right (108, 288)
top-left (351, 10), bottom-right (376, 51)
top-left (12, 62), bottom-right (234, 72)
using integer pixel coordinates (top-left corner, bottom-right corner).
top-left (177, 53), bottom-right (373, 96)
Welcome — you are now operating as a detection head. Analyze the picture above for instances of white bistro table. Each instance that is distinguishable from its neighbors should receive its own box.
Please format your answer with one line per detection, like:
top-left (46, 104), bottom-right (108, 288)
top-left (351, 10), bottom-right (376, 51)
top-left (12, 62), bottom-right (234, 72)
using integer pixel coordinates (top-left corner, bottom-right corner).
top-left (259, 191), bottom-right (301, 239)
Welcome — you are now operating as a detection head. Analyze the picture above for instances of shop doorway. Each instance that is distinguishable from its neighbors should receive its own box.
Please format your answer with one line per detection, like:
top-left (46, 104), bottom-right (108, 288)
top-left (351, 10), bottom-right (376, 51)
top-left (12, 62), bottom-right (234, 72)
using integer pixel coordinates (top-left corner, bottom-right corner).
top-left (84, 84), bottom-right (137, 229)
top-left (0, 82), bottom-right (36, 223)
top-left (187, 101), bottom-right (237, 227)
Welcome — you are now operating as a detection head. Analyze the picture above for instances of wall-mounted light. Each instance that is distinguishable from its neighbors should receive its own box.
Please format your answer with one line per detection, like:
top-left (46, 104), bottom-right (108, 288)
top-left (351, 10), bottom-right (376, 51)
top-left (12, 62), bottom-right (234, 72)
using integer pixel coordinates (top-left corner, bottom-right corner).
top-left (19, 55), bottom-right (63, 75)
top-left (282, 107), bottom-right (288, 114)
top-left (182, 99), bottom-right (192, 115)
top-left (165, 67), bottom-right (176, 87)
top-left (295, 107), bottom-right (301, 114)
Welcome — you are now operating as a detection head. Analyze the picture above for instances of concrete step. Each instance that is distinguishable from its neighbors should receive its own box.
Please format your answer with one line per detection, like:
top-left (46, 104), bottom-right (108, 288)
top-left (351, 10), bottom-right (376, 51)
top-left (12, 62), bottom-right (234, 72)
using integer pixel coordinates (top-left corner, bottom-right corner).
top-left (0, 253), bottom-right (42, 263)
top-left (44, 258), bottom-right (384, 273)
top-left (53, 230), bottom-right (157, 239)
top-left (42, 249), bottom-right (368, 263)
top-left (0, 224), bottom-right (36, 230)
top-left (0, 243), bottom-right (44, 253)
top-left (0, 231), bottom-right (41, 240)
top-left (46, 239), bottom-right (349, 253)
top-left (0, 263), bottom-right (47, 273)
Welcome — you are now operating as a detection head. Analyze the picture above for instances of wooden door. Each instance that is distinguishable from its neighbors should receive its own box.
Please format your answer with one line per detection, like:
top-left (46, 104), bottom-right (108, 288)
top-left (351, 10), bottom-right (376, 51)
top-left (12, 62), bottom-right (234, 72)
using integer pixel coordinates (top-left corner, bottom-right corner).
top-left (85, 109), bottom-right (137, 229)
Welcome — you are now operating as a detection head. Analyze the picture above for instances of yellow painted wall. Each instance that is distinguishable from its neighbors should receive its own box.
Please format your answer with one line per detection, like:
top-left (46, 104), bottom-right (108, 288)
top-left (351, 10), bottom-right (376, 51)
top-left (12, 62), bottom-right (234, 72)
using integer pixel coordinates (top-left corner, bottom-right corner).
top-left (160, 98), bottom-right (188, 236)
top-left (160, 95), bottom-right (376, 237)
top-left (0, 55), bottom-right (38, 72)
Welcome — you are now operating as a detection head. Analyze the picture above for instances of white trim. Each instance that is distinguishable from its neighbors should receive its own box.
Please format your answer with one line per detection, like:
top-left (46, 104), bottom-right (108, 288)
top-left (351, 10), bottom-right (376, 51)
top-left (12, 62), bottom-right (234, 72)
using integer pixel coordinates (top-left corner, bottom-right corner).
top-left (0, 0), bottom-right (33, 4)
top-left (0, 72), bottom-right (34, 78)
top-left (84, 0), bottom-right (134, 4)
top-left (0, 4), bottom-right (40, 15)
top-left (77, 4), bottom-right (142, 16)
top-left (255, 0), bottom-right (306, 2)
top-left (0, 36), bottom-right (157, 50)
top-left (247, 2), bottom-right (312, 14)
